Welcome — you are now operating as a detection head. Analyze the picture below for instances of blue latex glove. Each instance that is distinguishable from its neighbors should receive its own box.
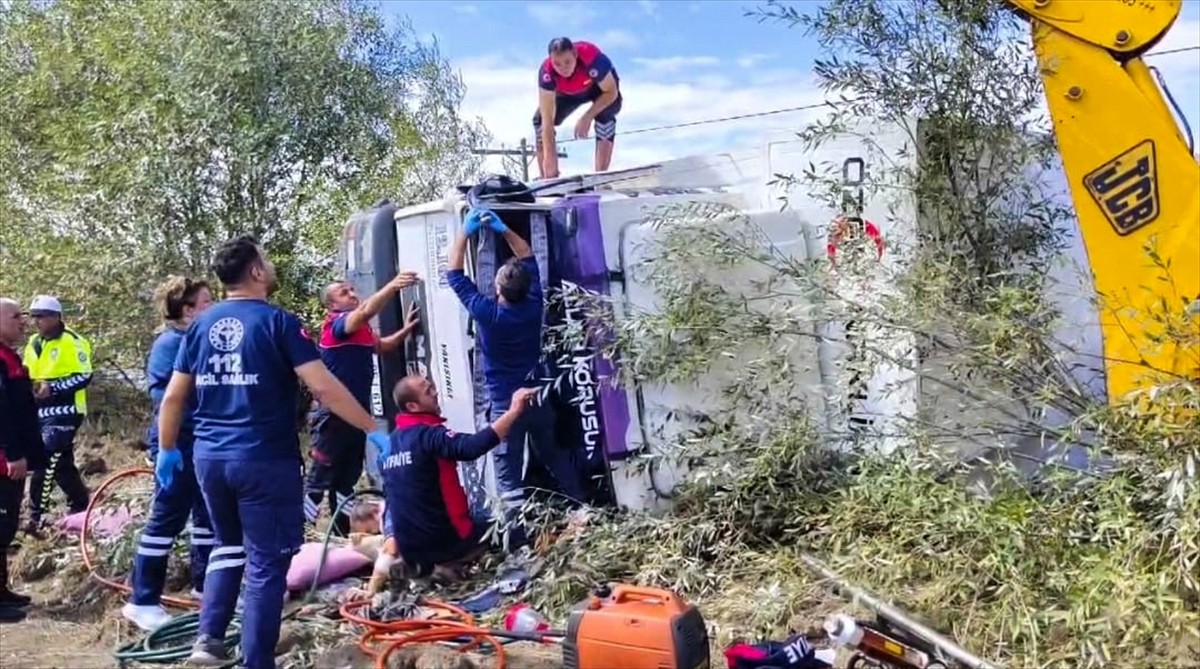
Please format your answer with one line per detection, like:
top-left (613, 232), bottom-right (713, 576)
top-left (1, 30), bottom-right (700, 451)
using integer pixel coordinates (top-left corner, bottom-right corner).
top-left (485, 210), bottom-right (509, 234)
top-left (367, 430), bottom-right (391, 466)
top-left (155, 448), bottom-right (183, 490)
top-left (464, 208), bottom-right (485, 235)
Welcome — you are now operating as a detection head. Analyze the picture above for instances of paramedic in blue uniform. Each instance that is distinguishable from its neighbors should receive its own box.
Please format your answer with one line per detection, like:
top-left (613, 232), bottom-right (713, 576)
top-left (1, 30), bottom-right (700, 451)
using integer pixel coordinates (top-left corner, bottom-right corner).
top-left (447, 208), bottom-right (587, 551)
top-left (377, 373), bottom-right (537, 583)
top-left (305, 276), bottom-right (420, 536)
top-left (156, 235), bottom-right (393, 669)
top-left (0, 297), bottom-right (38, 623)
top-left (122, 276), bottom-right (215, 632)
top-left (535, 37), bottom-right (622, 179)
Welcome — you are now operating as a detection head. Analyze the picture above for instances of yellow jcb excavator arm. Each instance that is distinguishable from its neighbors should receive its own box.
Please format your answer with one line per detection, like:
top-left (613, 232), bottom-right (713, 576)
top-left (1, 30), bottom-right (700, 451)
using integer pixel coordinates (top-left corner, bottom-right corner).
top-left (1007, 0), bottom-right (1200, 404)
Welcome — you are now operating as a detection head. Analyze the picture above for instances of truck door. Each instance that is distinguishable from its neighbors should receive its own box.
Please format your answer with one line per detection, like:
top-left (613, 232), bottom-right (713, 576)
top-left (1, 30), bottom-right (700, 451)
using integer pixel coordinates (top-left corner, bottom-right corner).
top-left (340, 200), bottom-right (407, 485)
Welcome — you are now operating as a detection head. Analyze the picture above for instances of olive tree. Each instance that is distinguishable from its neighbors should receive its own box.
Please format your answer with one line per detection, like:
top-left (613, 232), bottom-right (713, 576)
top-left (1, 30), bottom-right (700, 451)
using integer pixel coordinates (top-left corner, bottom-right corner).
top-left (0, 0), bottom-right (486, 374)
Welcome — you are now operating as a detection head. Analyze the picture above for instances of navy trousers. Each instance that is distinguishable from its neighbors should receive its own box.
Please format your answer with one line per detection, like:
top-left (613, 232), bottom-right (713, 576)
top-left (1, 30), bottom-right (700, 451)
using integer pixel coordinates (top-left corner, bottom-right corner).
top-left (303, 412), bottom-right (364, 536)
top-left (130, 445), bottom-right (213, 604)
top-left (196, 458), bottom-right (303, 669)
top-left (489, 401), bottom-right (585, 550)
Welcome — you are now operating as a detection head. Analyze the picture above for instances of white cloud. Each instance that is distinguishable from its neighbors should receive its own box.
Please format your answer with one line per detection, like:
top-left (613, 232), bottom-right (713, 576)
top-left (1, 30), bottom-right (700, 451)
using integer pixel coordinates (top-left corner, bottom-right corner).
top-left (596, 29), bottom-right (641, 51)
top-left (636, 0), bottom-right (658, 18)
top-left (525, 1), bottom-right (597, 31)
top-left (521, 2), bottom-right (641, 51)
top-left (456, 16), bottom-right (1200, 179)
top-left (736, 53), bottom-right (776, 69)
top-left (452, 3), bottom-right (479, 16)
top-left (630, 55), bottom-right (721, 74)
top-left (457, 53), bottom-right (830, 176)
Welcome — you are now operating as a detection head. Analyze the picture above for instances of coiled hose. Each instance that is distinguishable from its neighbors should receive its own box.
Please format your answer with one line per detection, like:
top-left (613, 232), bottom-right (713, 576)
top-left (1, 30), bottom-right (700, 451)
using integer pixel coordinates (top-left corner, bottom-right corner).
top-left (90, 473), bottom-right (549, 667)
top-left (90, 472), bottom-right (376, 665)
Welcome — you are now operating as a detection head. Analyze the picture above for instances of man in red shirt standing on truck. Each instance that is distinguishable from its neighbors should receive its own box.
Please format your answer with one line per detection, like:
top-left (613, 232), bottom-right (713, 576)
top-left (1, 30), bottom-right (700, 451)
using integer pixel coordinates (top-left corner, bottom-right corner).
top-left (535, 37), bottom-right (623, 179)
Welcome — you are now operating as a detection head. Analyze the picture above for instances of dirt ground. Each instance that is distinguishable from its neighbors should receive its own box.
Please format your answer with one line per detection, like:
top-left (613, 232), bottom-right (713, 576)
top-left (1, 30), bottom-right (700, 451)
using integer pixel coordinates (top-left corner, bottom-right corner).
top-left (0, 617), bottom-right (118, 669)
top-left (0, 432), bottom-right (567, 669)
top-left (1, 431), bottom-right (838, 669)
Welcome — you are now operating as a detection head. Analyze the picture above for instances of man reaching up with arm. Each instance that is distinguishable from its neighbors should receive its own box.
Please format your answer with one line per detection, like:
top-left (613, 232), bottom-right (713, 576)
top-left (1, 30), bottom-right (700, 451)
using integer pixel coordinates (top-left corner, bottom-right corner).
top-left (534, 37), bottom-right (622, 178)
top-left (446, 209), bottom-right (588, 554)
top-left (306, 275), bottom-right (420, 535)
top-left (370, 375), bottom-right (536, 592)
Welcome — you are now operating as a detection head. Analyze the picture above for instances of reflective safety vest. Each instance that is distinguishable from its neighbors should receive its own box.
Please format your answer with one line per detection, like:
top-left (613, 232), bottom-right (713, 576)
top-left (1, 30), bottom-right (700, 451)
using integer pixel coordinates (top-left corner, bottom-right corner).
top-left (23, 328), bottom-right (93, 418)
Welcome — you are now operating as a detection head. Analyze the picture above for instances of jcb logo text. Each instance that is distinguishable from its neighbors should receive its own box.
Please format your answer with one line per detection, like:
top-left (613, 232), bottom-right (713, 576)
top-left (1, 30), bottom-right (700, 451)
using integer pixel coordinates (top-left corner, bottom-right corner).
top-left (1083, 140), bottom-right (1159, 236)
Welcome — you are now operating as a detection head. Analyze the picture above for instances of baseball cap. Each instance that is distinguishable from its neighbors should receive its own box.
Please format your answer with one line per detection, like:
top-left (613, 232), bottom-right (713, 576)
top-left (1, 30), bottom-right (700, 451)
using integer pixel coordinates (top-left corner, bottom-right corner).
top-left (28, 295), bottom-right (63, 316)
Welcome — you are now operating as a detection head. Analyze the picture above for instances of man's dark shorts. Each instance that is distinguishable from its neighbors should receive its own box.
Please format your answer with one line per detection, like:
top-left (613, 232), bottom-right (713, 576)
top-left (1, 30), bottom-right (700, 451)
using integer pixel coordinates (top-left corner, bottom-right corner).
top-left (533, 89), bottom-right (623, 142)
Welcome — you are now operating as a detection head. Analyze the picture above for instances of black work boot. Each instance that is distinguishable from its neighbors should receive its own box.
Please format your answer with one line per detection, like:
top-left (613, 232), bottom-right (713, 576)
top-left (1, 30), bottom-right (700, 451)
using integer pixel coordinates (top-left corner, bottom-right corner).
top-left (0, 554), bottom-right (27, 623)
top-left (22, 518), bottom-right (45, 540)
top-left (0, 552), bottom-right (30, 607)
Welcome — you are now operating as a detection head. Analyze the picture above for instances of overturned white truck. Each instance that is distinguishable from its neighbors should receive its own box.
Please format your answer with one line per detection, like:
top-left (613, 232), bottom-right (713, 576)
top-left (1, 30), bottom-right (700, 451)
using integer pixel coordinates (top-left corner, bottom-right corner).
top-left (339, 126), bottom-right (1101, 514)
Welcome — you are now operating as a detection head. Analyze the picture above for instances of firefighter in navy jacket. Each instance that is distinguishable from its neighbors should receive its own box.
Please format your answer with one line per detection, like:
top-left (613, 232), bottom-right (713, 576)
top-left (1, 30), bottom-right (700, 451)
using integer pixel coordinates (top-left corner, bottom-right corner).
top-left (0, 297), bottom-right (40, 622)
top-left (379, 374), bottom-right (537, 583)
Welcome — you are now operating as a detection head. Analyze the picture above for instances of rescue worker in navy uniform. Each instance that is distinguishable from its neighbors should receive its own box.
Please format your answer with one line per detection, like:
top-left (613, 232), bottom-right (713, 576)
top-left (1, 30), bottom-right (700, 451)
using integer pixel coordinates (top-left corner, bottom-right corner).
top-left (0, 297), bottom-right (39, 623)
top-left (377, 374), bottom-right (536, 583)
top-left (157, 236), bottom-right (392, 668)
top-left (305, 275), bottom-right (420, 536)
top-left (447, 208), bottom-right (587, 552)
top-left (22, 295), bottom-right (92, 535)
top-left (122, 276), bottom-right (215, 632)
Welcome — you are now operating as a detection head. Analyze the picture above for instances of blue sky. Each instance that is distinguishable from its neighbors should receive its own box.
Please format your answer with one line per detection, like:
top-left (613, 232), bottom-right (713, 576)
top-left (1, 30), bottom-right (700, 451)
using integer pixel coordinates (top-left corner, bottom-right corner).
top-left (383, 0), bottom-right (1200, 175)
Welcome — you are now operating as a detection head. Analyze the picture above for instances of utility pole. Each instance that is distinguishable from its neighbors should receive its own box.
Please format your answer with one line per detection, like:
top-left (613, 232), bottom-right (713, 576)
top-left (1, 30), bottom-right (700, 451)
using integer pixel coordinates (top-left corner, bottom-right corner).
top-left (472, 138), bottom-right (567, 181)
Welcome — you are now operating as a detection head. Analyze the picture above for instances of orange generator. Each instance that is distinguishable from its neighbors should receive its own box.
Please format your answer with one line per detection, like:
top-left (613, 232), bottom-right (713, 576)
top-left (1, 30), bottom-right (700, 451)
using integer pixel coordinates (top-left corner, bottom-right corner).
top-left (562, 584), bottom-right (710, 669)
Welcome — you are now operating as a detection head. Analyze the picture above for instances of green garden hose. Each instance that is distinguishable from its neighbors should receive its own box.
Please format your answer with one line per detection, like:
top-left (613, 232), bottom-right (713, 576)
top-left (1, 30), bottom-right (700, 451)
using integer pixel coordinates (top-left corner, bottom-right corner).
top-left (111, 488), bottom-right (385, 666)
top-left (113, 612), bottom-right (241, 667)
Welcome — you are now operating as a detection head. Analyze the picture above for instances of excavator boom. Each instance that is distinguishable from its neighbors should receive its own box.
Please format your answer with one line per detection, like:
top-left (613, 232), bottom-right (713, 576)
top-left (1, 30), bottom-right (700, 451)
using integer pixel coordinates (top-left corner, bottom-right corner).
top-left (1007, 0), bottom-right (1200, 402)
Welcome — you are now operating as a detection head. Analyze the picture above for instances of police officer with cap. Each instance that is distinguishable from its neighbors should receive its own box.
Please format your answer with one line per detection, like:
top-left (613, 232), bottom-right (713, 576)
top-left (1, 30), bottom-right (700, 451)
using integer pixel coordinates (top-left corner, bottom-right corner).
top-left (23, 295), bottom-right (92, 534)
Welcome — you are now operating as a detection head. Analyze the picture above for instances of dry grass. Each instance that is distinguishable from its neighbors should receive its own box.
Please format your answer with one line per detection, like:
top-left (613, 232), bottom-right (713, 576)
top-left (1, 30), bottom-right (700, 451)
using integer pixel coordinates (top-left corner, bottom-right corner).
top-left (13, 368), bottom-right (1200, 669)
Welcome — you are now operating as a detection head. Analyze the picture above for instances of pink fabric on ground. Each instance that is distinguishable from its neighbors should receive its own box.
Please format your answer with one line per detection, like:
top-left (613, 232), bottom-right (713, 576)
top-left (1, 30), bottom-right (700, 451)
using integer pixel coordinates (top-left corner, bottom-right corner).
top-left (285, 542), bottom-right (373, 592)
top-left (56, 507), bottom-right (136, 537)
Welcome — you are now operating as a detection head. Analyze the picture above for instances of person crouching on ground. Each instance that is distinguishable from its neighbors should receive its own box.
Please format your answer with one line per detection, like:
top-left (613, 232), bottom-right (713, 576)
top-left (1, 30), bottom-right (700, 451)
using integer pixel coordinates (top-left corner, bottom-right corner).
top-left (375, 374), bottom-right (536, 589)
top-left (122, 276), bottom-right (215, 632)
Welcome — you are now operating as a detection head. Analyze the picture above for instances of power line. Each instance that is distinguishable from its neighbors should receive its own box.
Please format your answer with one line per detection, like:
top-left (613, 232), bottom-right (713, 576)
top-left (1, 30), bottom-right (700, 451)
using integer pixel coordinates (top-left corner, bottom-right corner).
top-left (558, 101), bottom-right (832, 144)
top-left (1147, 44), bottom-right (1200, 57)
top-left (554, 44), bottom-right (1199, 145)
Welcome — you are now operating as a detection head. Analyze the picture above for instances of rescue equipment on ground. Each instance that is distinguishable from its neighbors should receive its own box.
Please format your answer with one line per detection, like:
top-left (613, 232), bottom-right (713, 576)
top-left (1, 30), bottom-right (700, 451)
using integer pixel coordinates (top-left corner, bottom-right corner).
top-left (797, 553), bottom-right (998, 669)
top-left (562, 583), bottom-right (710, 669)
top-left (504, 602), bottom-right (552, 634)
top-left (724, 632), bottom-right (836, 668)
top-left (825, 614), bottom-right (947, 669)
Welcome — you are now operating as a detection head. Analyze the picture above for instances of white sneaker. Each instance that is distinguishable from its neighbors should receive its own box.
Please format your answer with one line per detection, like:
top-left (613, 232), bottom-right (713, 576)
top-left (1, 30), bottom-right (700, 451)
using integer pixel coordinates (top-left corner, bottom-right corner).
top-left (121, 602), bottom-right (174, 632)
